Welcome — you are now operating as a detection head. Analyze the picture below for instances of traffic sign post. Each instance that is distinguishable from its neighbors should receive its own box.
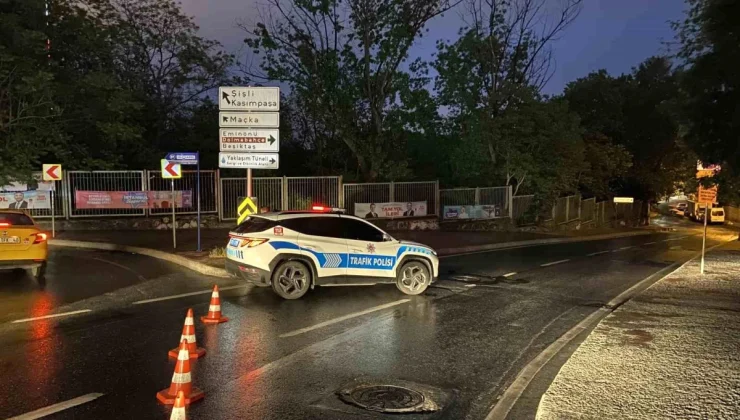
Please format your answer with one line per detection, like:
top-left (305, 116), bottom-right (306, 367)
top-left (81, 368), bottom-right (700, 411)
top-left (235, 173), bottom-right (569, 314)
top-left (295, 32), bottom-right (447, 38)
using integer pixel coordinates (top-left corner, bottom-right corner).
top-left (698, 185), bottom-right (717, 275)
top-left (166, 152), bottom-right (201, 251)
top-left (218, 86), bottom-right (280, 205)
top-left (42, 164), bottom-right (62, 238)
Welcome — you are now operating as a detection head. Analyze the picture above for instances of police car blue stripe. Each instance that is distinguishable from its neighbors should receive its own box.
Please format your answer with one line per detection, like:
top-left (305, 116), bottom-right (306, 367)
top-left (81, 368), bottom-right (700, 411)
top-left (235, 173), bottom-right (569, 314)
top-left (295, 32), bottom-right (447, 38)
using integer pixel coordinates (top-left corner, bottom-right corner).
top-left (268, 241), bottom-right (432, 271)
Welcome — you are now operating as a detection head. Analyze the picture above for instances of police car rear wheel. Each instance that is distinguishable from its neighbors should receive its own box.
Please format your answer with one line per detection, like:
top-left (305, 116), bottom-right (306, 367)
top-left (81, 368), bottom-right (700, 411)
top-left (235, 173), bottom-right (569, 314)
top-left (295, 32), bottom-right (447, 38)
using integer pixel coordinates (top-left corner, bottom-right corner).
top-left (396, 261), bottom-right (430, 295)
top-left (271, 261), bottom-right (311, 300)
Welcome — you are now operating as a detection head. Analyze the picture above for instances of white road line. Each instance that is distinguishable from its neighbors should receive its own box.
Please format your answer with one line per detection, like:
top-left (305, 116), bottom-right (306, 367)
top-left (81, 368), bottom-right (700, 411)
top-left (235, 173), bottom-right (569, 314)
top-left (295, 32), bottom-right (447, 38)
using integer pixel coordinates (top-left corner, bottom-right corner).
top-left (644, 241), bottom-right (656, 245)
top-left (279, 299), bottom-right (410, 338)
top-left (503, 272), bottom-right (517, 277)
top-left (6, 393), bottom-right (104, 420)
top-left (587, 251), bottom-right (609, 257)
top-left (618, 246), bottom-right (633, 251)
top-left (465, 284), bottom-right (477, 288)
top-left (132, 285), bottom-right (247, 305)
top-left (540, 259), bottom-right (570, 267)
top-left (11, 310), bottom-right (92, 324)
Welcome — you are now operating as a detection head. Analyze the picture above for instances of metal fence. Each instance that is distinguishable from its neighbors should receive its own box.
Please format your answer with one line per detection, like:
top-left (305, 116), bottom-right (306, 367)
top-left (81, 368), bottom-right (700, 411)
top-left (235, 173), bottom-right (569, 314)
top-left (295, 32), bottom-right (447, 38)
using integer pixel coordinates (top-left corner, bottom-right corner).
top-left (581, 197), bottom-right (596, 223)
top-left (66, 171), bottom-right (147, 218)
top-left (219, 177), bottom-right (283, 220)
top-left (343, 181), bottom-right (438, 217)
top-left (512, 195), bottom-right (535, 223)
top-left (286, 176), bottom-right (342, 211)
top-left (148, 170), bottom-right (218, 215)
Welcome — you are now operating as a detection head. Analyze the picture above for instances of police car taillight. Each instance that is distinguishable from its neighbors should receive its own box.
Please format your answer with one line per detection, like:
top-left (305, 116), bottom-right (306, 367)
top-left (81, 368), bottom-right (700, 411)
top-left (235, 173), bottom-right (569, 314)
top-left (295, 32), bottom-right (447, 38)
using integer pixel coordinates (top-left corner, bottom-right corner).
top-left (239, 237), bottom-right (269, 248)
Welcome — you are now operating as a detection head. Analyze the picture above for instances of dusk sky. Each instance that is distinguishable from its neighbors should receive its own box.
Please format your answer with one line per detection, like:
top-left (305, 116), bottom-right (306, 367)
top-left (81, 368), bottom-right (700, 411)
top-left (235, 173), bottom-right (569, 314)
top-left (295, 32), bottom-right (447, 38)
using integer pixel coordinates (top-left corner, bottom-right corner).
top-left (179, 0), bottom-right (687, 95)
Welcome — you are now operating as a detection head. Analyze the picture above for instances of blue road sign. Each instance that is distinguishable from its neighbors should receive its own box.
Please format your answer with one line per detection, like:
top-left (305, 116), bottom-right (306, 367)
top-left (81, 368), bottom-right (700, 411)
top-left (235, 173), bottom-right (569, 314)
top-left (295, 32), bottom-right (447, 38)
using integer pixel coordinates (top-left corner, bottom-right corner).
top-left (166, 152), bottom-right (199, 165)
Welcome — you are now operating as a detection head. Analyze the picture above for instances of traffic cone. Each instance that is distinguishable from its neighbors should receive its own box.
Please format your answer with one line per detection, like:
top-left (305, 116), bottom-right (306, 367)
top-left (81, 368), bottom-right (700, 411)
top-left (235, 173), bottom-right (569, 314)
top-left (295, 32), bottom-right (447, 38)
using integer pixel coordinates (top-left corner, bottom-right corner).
top-left (169, 391), bottom-right (188, 420)
top-left (157, 339), bottom-right (205, 405)
top-left (169, 309), bottom-right (206, 359)
top-left (201, 285), bottom-right (229, 324)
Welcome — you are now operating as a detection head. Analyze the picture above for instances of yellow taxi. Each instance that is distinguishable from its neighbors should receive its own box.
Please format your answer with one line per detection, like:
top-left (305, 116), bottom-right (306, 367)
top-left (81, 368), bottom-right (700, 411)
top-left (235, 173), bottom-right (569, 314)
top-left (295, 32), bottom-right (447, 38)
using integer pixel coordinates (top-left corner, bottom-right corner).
top-left (0, 210), bottom-right (48, 279)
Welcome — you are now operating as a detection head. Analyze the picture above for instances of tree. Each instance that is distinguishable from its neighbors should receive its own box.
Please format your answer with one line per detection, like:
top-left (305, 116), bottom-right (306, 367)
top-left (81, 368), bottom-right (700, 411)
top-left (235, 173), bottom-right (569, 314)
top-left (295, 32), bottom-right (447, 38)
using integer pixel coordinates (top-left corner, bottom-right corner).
top-left (241, 0), bottom-right (458, 180)
top-left (0, 0), bottom-right (66, 184)
top-left (672, 0), bottom-right (740, 197)
top-left (564, 57), bottom-right (697, 221)
top-left (433, 0), bottom-right (583, 193)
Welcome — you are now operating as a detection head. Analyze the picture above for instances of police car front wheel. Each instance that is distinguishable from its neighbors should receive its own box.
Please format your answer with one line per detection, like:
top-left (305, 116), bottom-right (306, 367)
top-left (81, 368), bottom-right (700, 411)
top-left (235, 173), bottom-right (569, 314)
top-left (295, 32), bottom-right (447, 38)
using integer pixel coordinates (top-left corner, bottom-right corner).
top-left (396, 261), bottom-right (430, 295)
top-left (271, 261), bottom-right (311, 300)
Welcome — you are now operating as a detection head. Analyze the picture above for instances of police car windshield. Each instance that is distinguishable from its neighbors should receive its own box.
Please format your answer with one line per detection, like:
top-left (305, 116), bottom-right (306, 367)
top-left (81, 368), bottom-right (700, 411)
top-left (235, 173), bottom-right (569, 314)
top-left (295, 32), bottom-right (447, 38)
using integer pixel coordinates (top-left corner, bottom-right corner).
top-left (233, 216), bottom-right (275, 233)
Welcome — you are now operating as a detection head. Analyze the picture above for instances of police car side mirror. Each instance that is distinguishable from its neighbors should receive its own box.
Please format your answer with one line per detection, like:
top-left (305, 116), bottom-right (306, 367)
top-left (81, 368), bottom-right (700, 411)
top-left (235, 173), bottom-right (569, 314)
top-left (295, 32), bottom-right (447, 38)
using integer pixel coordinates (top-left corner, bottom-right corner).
top-left (382, 233), bottom-right (394, 242)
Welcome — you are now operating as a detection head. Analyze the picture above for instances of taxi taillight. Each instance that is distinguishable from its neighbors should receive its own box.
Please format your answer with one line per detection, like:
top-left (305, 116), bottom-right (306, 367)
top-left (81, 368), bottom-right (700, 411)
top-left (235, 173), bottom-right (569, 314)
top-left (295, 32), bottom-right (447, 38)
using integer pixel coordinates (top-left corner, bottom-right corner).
top-left (33, 232), bottom-right (48, 244)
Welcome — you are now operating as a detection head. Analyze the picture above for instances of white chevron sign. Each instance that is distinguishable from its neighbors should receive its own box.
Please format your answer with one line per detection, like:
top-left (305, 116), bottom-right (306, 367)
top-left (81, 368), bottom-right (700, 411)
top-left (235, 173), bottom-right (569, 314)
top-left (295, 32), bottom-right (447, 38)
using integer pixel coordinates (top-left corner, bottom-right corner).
top-left (323, 254), bottom-right (342, 268)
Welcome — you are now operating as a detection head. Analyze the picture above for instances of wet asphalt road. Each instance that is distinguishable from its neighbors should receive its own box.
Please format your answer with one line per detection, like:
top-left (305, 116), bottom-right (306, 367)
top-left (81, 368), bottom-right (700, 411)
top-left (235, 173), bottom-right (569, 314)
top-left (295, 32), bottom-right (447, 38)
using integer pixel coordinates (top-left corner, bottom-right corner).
top-left (0, 223), bottom-right (731, 420)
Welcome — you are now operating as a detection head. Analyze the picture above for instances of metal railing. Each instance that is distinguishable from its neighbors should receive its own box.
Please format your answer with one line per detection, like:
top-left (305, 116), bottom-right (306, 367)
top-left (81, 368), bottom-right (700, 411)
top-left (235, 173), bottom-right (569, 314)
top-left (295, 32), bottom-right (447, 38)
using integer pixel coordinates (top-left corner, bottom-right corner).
top-left (512, 195), bottom-right (535, 223)
top-left (66, 171), bottom-right (147, 218)
top-left (286, 176), bottom-right (342, 211)
top-left (581, 197), bottom-right (596, 223)
top-left (148, 170), bottom-right (217, 215)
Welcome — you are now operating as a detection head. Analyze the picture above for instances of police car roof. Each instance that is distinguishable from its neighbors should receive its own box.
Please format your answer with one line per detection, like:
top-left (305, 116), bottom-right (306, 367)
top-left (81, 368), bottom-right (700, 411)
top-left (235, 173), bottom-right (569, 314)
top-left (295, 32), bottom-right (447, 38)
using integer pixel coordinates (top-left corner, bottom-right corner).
top-left (249, 211), bottom-right (347, 221)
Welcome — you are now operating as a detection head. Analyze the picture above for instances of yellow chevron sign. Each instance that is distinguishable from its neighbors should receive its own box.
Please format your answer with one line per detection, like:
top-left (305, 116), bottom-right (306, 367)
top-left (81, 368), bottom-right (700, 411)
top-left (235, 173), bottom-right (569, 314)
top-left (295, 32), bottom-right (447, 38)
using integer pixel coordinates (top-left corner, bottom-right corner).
top-left (237, 196), bottom-right (258, 224)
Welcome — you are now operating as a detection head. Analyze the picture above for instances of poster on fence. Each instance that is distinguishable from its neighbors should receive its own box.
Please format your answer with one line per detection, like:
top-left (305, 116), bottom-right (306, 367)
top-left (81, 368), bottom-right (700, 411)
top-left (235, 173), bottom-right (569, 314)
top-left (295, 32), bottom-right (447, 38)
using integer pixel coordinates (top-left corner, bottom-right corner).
top-left (354, 202), bottom-right (427, 219)
top-left (443, 205), bottom-right (503, 220)
top-left (75, 191), bottom-right (193, 209)
top-left (0, 191), bottom-right (51, 209)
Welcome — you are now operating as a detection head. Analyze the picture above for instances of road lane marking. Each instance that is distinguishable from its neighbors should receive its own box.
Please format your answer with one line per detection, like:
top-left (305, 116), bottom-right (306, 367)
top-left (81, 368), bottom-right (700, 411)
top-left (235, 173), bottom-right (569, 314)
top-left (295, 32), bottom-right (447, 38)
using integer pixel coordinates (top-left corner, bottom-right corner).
top-left (503, 272), bottom-right (517, 277)
top-left (587, 251), bottom-right (609, 257)
top-left (11, 310), bottom-right (92, 324)
top-left (644, 241), bottom-right (656, 245)
top-left (132, 285), bottom-right (247, 305)
top-left (540, 259), bottom-right (570, 267)
top-left (6, 392), bottom-right (104, 420)
top-left (279, 299), bottom-right (410, 338)
top-left (485, 240), bottom-right (732, 420)
top-left (614, 246), bottom-right (633, 251)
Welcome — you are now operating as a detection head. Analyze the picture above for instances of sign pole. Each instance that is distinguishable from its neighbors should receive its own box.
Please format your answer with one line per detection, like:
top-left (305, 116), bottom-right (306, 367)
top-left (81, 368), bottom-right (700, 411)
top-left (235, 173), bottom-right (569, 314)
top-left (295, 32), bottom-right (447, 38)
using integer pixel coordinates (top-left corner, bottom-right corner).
top-left (247, 168), bottom-right (253, 198)
top-left (171, 180), bottom-right (177, 249)
top-left (700, 202), bottom-right (709, 274)
top-left (197, 157), bottom-right (201, 252)
top-left (51, 183), bottom-right (55, 238)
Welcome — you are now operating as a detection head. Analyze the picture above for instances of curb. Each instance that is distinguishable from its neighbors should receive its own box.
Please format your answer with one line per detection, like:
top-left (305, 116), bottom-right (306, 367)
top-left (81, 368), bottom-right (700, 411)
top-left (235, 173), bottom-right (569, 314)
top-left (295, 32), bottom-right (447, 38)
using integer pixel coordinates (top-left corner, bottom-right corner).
top-left (49, 239), bottom-right (229, 278)
top-left (437, 230), bottom-right (653, 256)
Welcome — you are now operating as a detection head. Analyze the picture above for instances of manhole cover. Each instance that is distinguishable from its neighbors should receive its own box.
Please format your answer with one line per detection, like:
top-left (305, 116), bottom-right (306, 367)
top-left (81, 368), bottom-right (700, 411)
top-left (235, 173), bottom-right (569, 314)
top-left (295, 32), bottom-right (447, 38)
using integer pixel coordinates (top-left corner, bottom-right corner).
top-left (339, 385), bottom-right (428, 413)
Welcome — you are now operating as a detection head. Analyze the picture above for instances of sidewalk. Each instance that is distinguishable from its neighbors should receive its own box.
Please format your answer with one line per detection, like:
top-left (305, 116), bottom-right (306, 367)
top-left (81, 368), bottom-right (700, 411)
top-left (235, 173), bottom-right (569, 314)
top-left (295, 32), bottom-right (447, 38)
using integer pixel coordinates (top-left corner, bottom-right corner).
top-left (537, 240), bottom-right (740, 420)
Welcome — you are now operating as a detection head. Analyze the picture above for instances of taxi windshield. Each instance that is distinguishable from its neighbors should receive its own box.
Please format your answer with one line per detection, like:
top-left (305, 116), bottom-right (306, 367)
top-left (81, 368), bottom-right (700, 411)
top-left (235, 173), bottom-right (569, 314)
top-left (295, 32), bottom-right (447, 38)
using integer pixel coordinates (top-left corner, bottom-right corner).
top-left (0, 213), bottom-right (34, 226)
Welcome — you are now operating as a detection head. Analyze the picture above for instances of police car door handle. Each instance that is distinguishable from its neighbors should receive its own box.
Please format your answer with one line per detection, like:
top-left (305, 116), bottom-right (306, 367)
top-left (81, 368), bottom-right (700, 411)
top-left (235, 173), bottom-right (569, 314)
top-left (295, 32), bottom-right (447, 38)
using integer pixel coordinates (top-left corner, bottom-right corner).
top-left (351, 249), bottom-right (363, 253)
top-left (303, 245), bottom-right (316, 250)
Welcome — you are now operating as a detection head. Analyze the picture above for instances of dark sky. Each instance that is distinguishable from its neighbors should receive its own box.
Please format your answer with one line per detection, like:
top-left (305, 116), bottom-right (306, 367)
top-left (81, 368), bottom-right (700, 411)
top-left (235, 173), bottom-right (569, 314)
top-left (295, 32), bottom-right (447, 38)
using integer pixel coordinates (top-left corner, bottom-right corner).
top-left (180, 0), bottom-right (687, 95)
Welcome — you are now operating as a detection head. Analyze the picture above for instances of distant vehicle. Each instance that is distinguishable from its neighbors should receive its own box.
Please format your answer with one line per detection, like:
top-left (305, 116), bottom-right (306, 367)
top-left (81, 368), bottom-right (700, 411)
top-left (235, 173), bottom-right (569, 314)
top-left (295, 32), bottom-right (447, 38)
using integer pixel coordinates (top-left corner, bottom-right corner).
top-left (671, 202), bottom-right (687, 216)
top-left (686, 200), bottom-right (704, 221)
top-left (0, 210), bottom-right (49, 280)
top-left (224, 207), bottom-right (439, 299)
top-left (696, 207), bottom-right (725, 224)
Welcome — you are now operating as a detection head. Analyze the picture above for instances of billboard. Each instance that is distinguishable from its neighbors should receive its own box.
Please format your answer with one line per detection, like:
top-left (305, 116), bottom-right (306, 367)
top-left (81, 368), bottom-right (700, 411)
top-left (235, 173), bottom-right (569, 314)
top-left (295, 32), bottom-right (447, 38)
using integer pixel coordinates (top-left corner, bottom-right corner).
top-left (443, 205), bottom-right (504, 220)
top-left (0, 191), bottom-right (51, 209)
top-left (75, 191), bottom-right (193, 209)
top-left (354, 202), bottom-right (427, 219)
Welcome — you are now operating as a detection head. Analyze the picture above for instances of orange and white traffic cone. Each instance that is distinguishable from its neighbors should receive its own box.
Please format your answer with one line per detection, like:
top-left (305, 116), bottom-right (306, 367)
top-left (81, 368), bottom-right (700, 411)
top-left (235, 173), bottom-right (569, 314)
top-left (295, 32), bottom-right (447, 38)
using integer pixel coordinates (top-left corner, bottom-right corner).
top-left (157, 339), bottom-right (205, 405)
top-left (201, 285), bottom-right (229, 324)
top-left (169, 309), bottom-right (206, 359)
top-left (169, 391), bottom-right (188, 420)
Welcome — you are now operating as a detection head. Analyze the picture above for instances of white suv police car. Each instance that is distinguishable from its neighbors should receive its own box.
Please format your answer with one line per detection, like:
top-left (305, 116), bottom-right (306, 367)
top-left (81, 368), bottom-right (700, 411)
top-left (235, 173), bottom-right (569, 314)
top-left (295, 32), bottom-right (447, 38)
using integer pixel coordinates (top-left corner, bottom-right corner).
top-left (225, 207), bottom-right (439, 299)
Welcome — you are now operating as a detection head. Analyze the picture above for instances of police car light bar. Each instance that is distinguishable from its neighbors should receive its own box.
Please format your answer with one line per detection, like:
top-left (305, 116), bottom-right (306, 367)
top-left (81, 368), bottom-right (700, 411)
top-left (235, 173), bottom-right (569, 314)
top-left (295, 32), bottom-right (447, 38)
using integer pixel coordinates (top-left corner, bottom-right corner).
top-left (311, 206), bottom-right (345, 213)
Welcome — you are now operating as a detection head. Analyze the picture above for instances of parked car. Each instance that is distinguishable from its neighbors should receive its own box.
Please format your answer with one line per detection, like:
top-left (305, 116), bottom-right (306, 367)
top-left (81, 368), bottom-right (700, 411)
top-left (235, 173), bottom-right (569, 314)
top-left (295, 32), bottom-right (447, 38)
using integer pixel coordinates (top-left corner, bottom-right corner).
top-left (0, 210), bottom-right (49, 280)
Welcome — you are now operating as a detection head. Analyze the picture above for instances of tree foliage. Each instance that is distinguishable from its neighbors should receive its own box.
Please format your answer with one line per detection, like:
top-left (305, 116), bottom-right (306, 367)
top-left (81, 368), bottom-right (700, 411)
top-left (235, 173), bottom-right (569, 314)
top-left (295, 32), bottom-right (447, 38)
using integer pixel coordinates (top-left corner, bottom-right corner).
top-left (672, 0), bottom-right (740, 200)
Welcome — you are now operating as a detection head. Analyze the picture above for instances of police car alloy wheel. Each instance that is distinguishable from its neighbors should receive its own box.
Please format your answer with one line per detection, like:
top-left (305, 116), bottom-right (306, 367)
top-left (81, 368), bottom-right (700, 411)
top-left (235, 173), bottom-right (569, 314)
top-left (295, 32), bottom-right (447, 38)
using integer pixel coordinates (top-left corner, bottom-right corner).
top-left (271, 260), bottom-right (311, 299)
top-left (396, 261), bottom-right (430, 295)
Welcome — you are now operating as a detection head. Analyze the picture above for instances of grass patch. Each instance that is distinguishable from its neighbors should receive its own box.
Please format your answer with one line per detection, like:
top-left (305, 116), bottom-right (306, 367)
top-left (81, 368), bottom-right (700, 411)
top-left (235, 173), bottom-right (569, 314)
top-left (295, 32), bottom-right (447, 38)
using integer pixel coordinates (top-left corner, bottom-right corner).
top-left (209, 246), bottom-right (226, 258)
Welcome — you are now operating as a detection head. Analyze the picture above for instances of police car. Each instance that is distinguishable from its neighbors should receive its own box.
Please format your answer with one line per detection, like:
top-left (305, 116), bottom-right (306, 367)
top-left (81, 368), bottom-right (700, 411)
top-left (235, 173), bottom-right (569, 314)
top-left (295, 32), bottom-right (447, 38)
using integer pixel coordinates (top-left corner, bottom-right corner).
top-left (225, 207), bottom-right (439, 299)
